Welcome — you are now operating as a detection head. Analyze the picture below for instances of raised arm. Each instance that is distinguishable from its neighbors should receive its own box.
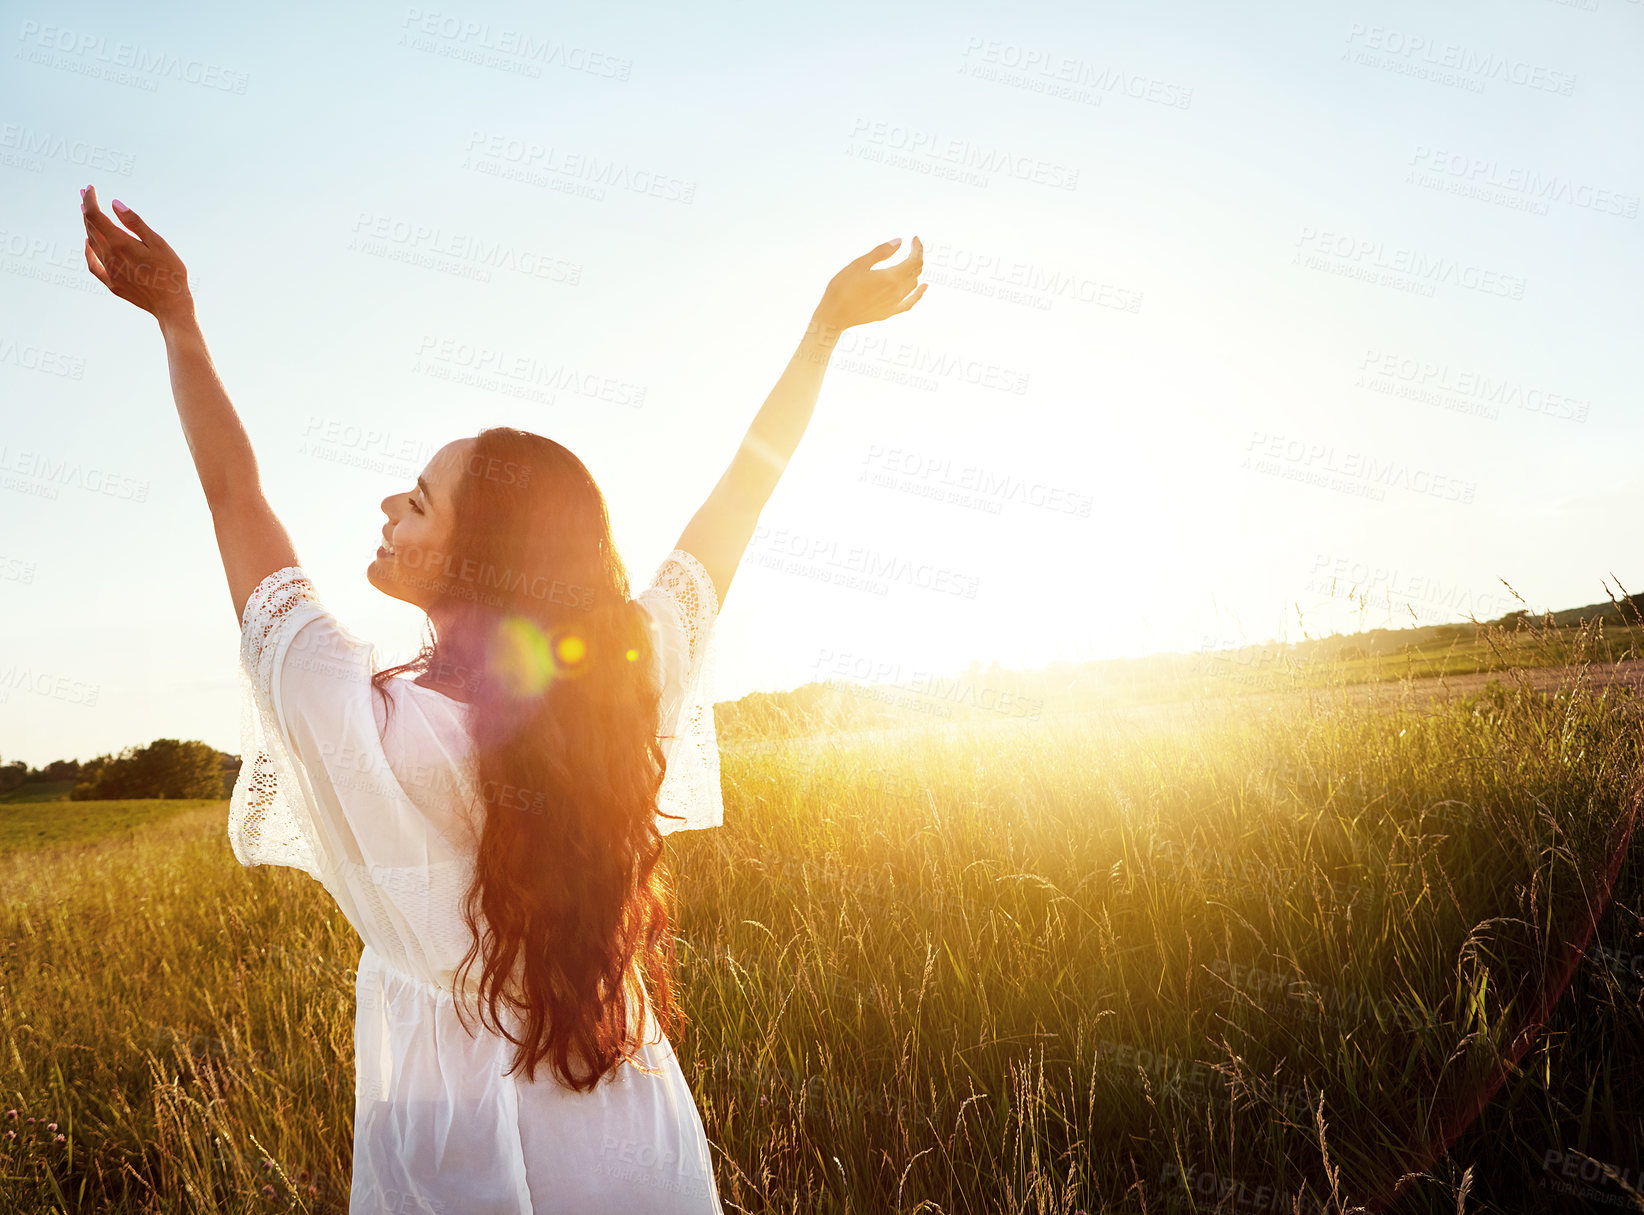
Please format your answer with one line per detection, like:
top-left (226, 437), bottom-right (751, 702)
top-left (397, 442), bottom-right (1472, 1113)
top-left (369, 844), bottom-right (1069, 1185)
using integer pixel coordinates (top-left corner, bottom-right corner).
top-left (79, 185), bottom-right (297, 624)
top-left (674, 235), bottom-right (926, 608)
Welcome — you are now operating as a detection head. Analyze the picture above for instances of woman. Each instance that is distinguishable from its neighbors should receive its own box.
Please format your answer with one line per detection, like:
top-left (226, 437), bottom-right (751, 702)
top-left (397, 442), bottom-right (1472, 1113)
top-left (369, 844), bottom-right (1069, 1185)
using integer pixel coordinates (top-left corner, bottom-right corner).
top-left (78, 183), bottom-right (925, 1213)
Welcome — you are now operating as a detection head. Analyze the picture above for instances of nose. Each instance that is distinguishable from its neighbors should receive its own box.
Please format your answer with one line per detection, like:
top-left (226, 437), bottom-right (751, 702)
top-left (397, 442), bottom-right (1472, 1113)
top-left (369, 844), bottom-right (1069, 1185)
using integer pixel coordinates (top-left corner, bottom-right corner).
top-left (380, 493), bottom-right (397, 518)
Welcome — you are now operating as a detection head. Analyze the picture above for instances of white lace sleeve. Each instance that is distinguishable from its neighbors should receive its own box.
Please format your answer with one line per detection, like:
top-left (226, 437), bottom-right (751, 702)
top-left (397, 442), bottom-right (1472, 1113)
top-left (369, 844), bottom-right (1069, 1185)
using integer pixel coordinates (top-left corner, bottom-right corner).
top-left (228, 566), bottom-right (371, 886)
top-left (633, 549), bottom-right (723, 835)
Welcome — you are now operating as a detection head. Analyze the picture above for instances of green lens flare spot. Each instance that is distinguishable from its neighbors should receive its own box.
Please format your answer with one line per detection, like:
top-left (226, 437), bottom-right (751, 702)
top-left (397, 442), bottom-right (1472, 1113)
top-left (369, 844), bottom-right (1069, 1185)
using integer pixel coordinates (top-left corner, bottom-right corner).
top-left (488, 615), bottom-right (555, 698)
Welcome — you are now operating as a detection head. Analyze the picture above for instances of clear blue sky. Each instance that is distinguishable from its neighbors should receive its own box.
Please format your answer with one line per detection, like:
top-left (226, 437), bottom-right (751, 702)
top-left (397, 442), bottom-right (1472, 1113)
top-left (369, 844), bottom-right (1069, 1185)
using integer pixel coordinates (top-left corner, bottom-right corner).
top-left (2, 0), bottom-right (1640, 766)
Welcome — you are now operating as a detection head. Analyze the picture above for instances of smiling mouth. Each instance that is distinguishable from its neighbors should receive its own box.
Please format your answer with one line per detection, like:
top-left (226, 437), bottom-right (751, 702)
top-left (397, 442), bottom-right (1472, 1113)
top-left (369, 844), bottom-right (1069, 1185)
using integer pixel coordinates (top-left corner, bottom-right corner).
top-left (377, 543), bottom-right (396, 559)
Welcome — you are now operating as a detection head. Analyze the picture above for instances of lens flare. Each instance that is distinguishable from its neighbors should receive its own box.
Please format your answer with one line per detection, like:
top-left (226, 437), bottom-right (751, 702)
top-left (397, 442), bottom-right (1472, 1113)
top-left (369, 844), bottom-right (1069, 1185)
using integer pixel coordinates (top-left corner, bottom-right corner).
top-left (555, 633), bottom-right (587, 668)
top-left (487, 616), bottom-right (555, 698)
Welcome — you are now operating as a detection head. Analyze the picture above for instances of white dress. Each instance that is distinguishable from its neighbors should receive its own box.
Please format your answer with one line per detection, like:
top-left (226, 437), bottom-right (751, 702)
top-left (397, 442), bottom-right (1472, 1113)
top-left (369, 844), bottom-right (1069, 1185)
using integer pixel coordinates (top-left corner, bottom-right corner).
top-left (228, 548), bottom-right (726, 1214)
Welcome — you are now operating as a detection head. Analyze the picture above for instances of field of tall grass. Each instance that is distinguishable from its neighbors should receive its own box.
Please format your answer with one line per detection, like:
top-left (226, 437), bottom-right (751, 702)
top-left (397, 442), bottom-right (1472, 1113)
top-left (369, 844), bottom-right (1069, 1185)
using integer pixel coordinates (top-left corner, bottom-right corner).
top-left (3, 616), bottom-right (1644, 1213)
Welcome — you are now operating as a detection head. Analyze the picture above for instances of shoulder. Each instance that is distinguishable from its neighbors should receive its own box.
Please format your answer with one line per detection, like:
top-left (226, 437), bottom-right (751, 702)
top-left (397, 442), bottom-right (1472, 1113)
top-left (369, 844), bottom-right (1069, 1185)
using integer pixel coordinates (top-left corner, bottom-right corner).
top-left (239, 565), bottom-right (380, 749)
top-left (632, 549), bottom-right (719, 658)
top-left (639, 549), bottom-right (720, 621)
top-left (241, 566), bottom-right (373, 663)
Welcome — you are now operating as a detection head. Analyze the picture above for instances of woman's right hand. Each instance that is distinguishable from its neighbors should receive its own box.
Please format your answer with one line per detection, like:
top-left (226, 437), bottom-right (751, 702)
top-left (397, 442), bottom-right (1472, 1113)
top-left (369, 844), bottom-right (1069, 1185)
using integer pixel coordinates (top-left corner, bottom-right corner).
top-left (813, 236), bottom-right (926, 334)
top-left (80, 185), bottom-right (195, 325)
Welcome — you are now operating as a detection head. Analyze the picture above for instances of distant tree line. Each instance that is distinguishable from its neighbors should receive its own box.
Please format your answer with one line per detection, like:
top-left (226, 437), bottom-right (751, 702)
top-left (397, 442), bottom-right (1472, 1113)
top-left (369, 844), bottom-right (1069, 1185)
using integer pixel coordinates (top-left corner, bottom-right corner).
top-left (0, 756), bottom-right (81, 794)
top-left (0, 741), bottom-right (240, 801)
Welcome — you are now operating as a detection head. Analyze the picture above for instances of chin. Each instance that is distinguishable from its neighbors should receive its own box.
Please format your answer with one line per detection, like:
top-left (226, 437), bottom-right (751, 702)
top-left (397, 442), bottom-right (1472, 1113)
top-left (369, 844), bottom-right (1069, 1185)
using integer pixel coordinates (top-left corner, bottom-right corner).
top-left (368, 562), bottom-right (419, 608)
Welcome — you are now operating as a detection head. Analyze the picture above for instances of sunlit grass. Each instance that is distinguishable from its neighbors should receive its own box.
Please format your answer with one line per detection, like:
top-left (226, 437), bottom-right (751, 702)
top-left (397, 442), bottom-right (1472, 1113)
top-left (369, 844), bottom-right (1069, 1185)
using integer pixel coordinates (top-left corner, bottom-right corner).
top-left (3, 615), bottom-right (1643, 1213)
top-left (0, 797), bottom-right (220, 853)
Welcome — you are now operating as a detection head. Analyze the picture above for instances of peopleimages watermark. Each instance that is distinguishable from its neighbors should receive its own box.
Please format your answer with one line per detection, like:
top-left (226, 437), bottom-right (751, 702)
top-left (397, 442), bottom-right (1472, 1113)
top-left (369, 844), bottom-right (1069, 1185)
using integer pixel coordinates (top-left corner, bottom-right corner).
top-left (1586, 942), bottom-right (1644, 1000)
top-left (705, 1052), bottom-right (943, 1124)
top-left (411, 335), bottom-right (646, 409)
top-left (1150, 837), bottom-right (1365, 905)
top-left (1208, 957), bottom-right (1439, 1031)
top-left (348, 212), bottom-right (584, 285)
top-left (813, 647), bottom-right (1046, 720)
top-left (297, 736), bottom-right (470, 812)
top-left (1189, 642), bottom-right (1315, 694)
top-left (1538, 1148), bottom-right (1644, 1209)
top-left (0, 446), bottom-right (150, 503)
top-left (1192, 634), bottom-right (1314, 676)
top-left (1407, 144), bottom-right (1638, 219)
top-left (385, 550), bottom-right (598, 614)
top-left (150, 1023), bottom-right (285, 1075)
top-left (761, 844), bottom-right (988, 931)
top-left (1293, 225), bottom-right (1527, 300)
top-left (213, 1142), bottom-right (348, 1209)
top-left (820, 328), bottom-right (1030, 396)
top-left (0, 122), bottom-right (135, 176)
top-left (1242, 431), bottom-right (1477, 505)
top-left (460, 130), bottom-right (695, 205)
top-left (683, 937), bottom-right (885, 1005)
top-left (1159, 1160), bottom-right (1327, 1214)
top-left (297, 732), bottom-right (543, 817)
top-left (1258, 758), bottom-right (1479, 829)
top-left (845, 116), bottom-right (1079, 192)
top-left (0, 662), bottom-right (99, 707)
top-left (749, 526), bottom-right (981, 599)
top-left (1342, 23), bottom-right (1577, 96)
top-left (0, 335), bottom-right (85, 379)
top-left (1306, 551), bottom-right (1519, 622)
top-left (593, 1134), bottom-right (715, 1203)
top-left (0, 226), bottom-right (105, 295)
top-left (396, 8), bottom-right (632, 81)
top-left (0, 554), bottom-right (37, 584)
top-left (920, 239), bottom-right (1143, 314)
top-left (860, 444), bottom-right (1091, 519)
top-left (298, 415), bottom-right (441, 479)
top-left (1094, 1038), bottom-right (1315, 1119)
top-left (353, 1183), bottom-right (445, 1215)
top-left (0, 226), bottom-right (203, 296)
top-left (1355, 348), bottom-right (1591, 424)
top-left (957, 35), bottom-right (1193, 111)
top-left (14, 22), bottom-right (250, 94)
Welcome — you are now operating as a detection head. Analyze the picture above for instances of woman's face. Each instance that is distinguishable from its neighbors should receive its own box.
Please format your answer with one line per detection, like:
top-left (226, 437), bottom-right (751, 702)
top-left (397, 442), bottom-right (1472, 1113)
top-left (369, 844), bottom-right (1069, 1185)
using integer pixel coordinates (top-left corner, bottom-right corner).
top-left (368, 438), bottom-right (475, 611)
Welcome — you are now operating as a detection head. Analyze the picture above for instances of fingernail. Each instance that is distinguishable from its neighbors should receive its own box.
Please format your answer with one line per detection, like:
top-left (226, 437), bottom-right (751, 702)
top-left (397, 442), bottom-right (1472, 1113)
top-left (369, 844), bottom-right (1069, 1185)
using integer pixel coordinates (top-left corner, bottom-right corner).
top-left (112, 199), bottom-right (128, 212)
top-left (79, 188), bottom-right (86, 199)
top-left (888, 237), bottom-right (901, 247)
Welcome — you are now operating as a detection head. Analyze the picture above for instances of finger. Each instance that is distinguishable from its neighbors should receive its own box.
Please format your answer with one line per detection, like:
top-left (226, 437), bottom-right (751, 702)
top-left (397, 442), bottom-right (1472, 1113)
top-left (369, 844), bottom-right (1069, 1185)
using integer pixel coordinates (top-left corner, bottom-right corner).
top-left (892, 236), bottom-right (923, 278)
top-left (889, 281), bottom-right (928, 315)
top-left (83, 201), bottom-right (136, 249)
top-left (84, 239), bottom-right (111, 287)
top-left (83, 219), bottom-right (113, 265)
top-left (851, 238), bottom-right (903, 268)
top-left (81, 187), bottom-right (137, 249)
top-left (81, 207), bottom-right (108, 246)
top-left (82, 218), bottom-right (109, 261)
top-left (110, 199), bottom-right (175, 255)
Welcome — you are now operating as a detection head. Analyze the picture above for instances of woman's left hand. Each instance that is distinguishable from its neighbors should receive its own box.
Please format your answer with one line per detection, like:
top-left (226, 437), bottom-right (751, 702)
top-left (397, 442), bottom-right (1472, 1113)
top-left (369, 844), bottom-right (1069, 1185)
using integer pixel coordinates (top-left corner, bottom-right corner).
top-left (80, 185), bottom-right (194, 323)
top-left (813, 235), bottom-right (926, 334)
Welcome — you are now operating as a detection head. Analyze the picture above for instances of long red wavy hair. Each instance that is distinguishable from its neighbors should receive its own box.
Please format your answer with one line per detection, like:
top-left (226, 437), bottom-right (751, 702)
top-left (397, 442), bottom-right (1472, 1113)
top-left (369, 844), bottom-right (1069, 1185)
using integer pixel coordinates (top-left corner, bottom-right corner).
top-left (370, 426), bottom-right (683, 1090)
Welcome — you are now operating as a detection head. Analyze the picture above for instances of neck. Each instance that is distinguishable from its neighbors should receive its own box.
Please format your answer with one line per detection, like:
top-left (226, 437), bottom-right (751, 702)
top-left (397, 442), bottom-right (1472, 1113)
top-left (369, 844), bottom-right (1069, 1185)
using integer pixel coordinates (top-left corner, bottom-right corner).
top-left (417, 607), bottom-right (492, 702)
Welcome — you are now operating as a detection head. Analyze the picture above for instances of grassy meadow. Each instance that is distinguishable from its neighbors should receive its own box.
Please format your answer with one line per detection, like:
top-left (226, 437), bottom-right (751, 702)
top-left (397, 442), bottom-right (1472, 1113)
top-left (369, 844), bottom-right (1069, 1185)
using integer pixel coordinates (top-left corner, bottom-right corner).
top-left (0, 798), bottom-right (221, 854)
top-left (4, 614), bottom-right (1644, 1213)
